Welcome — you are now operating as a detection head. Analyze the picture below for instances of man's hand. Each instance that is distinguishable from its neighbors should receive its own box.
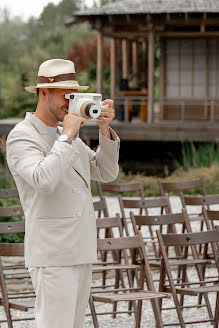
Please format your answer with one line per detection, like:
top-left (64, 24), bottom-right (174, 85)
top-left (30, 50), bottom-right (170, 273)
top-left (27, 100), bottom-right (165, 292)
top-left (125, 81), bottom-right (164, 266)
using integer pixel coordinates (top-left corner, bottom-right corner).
top-left (97, 99), bottom-right (115, 139)
top-left (62, 112), bottom-right (86, 139)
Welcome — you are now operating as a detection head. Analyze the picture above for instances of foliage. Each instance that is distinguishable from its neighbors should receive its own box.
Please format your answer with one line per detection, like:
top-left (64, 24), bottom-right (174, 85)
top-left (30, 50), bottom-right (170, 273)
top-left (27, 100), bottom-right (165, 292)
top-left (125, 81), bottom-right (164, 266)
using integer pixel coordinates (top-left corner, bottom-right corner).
top-left (172, 142), bottom-right (219, 171)
top-left (0, 1), bottom-right (97, 118)
top-left (91, 164), bottom-right (219, 197)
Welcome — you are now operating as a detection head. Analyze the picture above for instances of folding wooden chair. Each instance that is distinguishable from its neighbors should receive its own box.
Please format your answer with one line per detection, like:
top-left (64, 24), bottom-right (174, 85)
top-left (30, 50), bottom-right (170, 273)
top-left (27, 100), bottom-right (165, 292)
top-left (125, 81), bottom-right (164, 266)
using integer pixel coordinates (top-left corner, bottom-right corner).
top-left (0, 200), bottom-right (27, 275)
top-left (119, 195), bottom-right (171, 257)
top-left (130, 210), bottom-right (188, 262)
top-left (180, 193), bottom-right (219, 222)
top-left (90, 230), bottom-right (171, 328)
top-left (158, 177), bottom-right (206, 215)
top-left (92, 215), bottom-right (134, 316)
top-left (0, 221), bottom-right (35, 327)
top-left (202, 207), bottom-right (219, 263)
top-left (157, 228), bottom-right (219, 327)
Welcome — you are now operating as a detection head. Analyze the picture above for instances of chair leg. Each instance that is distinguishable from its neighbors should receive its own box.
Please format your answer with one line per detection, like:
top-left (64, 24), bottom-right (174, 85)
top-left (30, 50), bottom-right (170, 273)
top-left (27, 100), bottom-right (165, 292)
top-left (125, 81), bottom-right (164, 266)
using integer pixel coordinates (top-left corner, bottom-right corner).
top-left (89, 295), bottom-right (99, 328)
top-left (214, 292), bottom-right (219, 328)
top-left (112, 269), bottom-right (120, 318)
top-left (151, 298), bottom-right (164, 328)
top-left (136, 300), bottom-right (143, 328)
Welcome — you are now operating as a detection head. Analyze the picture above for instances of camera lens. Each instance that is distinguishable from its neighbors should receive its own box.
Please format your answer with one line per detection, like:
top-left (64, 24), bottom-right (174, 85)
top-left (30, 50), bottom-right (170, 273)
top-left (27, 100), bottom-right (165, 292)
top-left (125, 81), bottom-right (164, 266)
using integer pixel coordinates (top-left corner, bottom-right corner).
top-left (70, 95), bottom-right (74, 99)
top-left (93, 110), bottom-right (98, 113)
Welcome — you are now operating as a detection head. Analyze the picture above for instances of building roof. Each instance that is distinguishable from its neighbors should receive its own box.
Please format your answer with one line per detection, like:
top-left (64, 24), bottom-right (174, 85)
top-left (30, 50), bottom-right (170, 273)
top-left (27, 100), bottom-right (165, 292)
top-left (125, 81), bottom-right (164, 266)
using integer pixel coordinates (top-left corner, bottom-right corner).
top-left (75, 0), bottom-right (219, 16)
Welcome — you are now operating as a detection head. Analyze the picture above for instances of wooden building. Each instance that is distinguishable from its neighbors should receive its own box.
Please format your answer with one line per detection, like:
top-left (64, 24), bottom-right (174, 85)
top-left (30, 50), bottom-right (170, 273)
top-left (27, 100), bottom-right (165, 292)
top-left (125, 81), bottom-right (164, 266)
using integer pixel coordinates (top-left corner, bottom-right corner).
top-left (65, 0), bottom-right (219, 141)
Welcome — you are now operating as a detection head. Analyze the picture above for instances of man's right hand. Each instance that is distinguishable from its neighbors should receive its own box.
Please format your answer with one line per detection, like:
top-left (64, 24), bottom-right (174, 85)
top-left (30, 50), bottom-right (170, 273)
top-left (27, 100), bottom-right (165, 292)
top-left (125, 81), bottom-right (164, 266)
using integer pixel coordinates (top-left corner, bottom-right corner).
top-left (62, 113), bottom-right (86, 139)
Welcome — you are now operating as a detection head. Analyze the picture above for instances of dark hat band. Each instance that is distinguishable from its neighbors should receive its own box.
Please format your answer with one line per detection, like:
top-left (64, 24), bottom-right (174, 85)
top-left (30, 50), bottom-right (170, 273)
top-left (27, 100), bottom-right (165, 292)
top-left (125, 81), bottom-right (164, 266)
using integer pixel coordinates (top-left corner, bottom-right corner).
top-left (38, 73), bottom-right (77, 84)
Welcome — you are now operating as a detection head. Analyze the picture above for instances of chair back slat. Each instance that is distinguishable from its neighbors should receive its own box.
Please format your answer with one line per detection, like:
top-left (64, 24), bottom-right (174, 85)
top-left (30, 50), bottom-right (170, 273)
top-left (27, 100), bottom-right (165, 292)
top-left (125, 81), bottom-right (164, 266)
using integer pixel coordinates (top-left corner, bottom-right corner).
top-left (0, 221), bottom-right (25, 234)
top-left (0, 243), bottom-right (24, 256)
top-left (161, 230), bottom-right (219, 247)
top-left (120, 197), bottom-right (170, 210)
top-left (97, 181), bottom-right (144, 198)
top-left (205, 210), bottom-right (219, 221)
top-left (100, 182), bottom-right (142, 193)
top-left (134, 212), bottom-right (185, 227)
top-left (0, 189), bottom-right (19, 199)
top-left (158, 177), bottom-right (206, 195)
top-left (96, 216), bottom-right (122, 230)
top-left (0, 206), bottom-right (24, 217)
top-left (182, 194), bottom-right (219, 206)
top-left (97, 236), bottom-right (141, 251)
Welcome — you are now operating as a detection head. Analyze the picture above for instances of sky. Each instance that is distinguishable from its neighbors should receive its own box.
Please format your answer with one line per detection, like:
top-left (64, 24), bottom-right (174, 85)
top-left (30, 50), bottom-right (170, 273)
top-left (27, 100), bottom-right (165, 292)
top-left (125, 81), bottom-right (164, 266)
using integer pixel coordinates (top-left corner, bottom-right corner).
top-left (0, 0), bottom-right (93, 21)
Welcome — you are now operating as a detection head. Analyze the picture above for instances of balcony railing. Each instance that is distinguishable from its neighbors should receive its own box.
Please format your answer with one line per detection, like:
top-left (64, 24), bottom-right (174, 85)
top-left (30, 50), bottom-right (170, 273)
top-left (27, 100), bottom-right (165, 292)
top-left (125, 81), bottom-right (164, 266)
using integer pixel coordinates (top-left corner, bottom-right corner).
top-left (114, 96), bottom-right (219, 123)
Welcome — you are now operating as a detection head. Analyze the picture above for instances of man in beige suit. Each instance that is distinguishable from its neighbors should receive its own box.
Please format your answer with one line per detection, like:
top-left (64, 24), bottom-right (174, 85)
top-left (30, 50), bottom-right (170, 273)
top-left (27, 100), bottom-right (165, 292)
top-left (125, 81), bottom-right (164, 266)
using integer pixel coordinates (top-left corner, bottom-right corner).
top-left (6, 59), bottom-right (120, 328)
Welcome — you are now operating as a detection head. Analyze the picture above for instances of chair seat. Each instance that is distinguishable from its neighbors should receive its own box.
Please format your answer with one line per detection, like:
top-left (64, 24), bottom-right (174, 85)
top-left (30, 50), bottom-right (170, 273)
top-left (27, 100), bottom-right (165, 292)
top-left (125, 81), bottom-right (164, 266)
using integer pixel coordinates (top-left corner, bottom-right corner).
top-left (150, 258), bottom-right (212, 268)
top-left (165, 283), bottom-right (219, 296)
top-left (92, 264), bottom-right (139, 272)
top-left (93, 291), bottom-right (171, 303)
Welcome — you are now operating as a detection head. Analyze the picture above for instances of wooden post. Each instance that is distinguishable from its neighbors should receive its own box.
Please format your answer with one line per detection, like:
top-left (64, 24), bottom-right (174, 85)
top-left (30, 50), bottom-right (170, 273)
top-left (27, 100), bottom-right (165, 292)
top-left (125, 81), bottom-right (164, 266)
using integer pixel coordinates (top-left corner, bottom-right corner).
top-left (97, 31), bottom-right (104, 94)
top-left (132, 41), bottom-right (138, 80)
top-left (159, 38), bottom-right (165, 120)
top-left (142, 40), bottom-right (147, 87)
top-left (110, 38), bottom-right (116, 100)
top-left (147, 26), bottom-right (155, 124)
top-left (122, 39), bottom-right (129, 79)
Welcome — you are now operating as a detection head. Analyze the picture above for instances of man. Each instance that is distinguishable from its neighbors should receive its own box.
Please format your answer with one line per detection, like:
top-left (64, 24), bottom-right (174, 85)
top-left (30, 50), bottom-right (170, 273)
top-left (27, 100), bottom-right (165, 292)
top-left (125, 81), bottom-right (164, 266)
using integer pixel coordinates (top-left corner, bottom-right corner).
top-left (6, 59), bottom-right (120, 328)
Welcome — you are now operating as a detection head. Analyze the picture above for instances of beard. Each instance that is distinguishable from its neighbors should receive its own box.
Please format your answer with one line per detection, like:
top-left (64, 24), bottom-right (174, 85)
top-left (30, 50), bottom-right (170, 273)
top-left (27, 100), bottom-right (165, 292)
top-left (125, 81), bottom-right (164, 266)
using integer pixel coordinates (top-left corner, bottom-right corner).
top-left (48, 97), bottom-right (68, 122)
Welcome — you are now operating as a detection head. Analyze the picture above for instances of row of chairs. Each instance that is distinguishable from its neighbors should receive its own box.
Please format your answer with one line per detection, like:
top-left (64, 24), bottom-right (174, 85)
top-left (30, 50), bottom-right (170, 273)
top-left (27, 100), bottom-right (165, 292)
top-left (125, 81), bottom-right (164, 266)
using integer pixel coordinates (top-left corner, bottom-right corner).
top-left (93, 179), bottom-right (219, 327)
top-left (0, 176), bottom-right (219, 327)
top-left (0, 189), bottom-right (171, 328)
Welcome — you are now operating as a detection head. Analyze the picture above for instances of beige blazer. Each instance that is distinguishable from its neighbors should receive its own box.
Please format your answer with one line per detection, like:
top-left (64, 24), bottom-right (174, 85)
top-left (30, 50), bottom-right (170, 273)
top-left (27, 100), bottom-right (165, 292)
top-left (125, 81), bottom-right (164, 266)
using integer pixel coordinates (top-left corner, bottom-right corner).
top-left (6, 112), bottom-right (120, 267)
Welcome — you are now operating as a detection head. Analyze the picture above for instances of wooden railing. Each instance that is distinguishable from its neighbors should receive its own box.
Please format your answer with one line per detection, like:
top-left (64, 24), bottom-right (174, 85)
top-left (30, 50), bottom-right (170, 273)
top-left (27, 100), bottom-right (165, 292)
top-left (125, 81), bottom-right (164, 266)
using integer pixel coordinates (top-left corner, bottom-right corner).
top-left (114, 96), bottom-right (219, 123)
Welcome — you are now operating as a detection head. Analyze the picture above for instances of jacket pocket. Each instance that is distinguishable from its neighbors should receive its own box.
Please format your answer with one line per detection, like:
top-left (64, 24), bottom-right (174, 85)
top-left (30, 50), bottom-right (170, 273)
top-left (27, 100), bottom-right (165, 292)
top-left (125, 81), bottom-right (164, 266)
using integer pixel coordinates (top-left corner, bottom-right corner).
top-left (37, 216), bottom-right (80, 261)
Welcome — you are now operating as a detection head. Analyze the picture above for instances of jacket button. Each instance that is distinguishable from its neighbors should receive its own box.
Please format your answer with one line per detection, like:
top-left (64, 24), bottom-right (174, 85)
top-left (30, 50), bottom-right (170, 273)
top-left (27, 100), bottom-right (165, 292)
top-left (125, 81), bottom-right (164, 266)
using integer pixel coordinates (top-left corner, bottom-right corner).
top-left (76, 211), bottom-right (81, 217)
top-left (72, 187), bottom-right (78, 193)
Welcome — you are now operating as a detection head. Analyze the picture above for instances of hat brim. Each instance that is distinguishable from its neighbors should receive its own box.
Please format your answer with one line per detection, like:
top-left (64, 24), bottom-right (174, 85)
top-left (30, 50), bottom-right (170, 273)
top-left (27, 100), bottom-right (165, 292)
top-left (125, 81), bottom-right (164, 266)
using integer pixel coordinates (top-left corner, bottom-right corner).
top-left (25, 82), bottom-right (89, 93)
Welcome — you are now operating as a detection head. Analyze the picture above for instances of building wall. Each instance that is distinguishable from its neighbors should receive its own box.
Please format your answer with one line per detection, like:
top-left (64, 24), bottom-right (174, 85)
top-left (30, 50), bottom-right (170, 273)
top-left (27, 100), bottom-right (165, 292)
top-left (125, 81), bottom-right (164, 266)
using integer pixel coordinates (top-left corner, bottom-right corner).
top-left (165, 38), bottom-right (219, 99)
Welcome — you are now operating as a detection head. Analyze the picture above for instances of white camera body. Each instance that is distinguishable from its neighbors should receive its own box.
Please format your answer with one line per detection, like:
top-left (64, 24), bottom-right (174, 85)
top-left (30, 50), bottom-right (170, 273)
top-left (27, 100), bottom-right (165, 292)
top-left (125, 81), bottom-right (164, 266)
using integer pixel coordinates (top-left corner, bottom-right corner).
top-left (65, 93), bottom-right (102, 119)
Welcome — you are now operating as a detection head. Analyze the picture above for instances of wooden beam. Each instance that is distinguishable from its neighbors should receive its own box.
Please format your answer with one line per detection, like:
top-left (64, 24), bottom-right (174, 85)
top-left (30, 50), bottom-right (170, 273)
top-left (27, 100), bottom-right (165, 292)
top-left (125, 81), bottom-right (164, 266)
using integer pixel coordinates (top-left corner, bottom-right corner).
top-left (110, 38), bottom-right (116, 100)
top-left (122, 39), bottom-right (129, 79)
top-left (97, 31), bottom-right (104, 94)
top-left (147, 26), bottom-right (155, 124)
top-left (158, 32), bottom-right (219, 37)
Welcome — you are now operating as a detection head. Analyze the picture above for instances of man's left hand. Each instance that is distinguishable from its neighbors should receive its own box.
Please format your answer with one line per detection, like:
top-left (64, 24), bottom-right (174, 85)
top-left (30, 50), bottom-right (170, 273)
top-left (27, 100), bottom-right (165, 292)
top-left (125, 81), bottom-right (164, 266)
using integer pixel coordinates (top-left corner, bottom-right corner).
top-left (97, 99), bottom-right (115, 139)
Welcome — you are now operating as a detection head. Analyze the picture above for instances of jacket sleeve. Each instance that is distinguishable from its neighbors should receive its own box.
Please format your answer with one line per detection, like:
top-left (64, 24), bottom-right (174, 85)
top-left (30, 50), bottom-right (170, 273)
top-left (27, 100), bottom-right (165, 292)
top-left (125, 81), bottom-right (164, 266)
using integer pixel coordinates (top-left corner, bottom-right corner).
top-left (6, 128), bottom-right (80, 193)
top-left (80, 127), bottom-right (120, 183)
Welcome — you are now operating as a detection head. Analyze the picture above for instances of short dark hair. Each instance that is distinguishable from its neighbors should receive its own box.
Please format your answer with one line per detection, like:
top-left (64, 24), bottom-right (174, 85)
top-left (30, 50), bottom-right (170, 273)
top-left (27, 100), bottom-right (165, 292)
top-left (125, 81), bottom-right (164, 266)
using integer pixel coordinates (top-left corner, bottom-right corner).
top-left (37, 88), bottom-right (39, 96)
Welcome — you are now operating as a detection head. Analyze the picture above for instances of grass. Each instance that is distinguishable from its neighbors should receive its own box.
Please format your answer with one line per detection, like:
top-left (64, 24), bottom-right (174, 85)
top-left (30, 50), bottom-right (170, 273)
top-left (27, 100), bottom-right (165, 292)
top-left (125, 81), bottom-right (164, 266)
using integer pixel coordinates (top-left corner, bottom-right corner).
top-left (91, 164), bottom-right (219, 197)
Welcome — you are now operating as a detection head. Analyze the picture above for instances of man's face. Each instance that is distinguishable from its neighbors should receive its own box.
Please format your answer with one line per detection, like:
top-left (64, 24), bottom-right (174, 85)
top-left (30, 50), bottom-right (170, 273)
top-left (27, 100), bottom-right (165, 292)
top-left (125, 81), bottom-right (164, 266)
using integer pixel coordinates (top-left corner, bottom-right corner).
top-left (46, 88), bottom-right (78, 122)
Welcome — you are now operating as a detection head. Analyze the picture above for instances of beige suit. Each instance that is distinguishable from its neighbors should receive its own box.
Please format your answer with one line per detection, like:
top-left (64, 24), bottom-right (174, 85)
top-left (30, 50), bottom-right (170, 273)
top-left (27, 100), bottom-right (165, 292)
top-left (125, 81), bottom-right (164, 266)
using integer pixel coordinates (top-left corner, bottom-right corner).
top-left (6, 112), bottom-right (120, 327)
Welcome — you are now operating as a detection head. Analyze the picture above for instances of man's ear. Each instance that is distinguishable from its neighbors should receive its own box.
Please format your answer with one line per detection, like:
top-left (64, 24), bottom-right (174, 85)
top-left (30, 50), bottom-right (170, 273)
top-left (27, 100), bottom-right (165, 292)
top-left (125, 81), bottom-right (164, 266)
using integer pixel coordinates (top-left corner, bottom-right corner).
top-left (39, 88), bottom-right (48, 101)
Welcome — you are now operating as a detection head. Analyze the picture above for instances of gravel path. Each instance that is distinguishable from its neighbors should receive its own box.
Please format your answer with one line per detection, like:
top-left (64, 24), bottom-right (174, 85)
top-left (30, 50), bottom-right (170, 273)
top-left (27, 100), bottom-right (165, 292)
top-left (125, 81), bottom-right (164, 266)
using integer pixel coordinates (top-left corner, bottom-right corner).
top-left (0, 196), bottom-right (218, 328)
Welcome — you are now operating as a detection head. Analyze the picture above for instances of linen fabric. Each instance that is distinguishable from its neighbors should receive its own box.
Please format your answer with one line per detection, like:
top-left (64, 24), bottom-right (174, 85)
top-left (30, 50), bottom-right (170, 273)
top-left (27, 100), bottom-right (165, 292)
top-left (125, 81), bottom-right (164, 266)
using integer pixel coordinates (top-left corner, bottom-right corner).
top-left (30, 265), bottom-right (92, 328)
top-left (6, 112), bottom-right (120, 268)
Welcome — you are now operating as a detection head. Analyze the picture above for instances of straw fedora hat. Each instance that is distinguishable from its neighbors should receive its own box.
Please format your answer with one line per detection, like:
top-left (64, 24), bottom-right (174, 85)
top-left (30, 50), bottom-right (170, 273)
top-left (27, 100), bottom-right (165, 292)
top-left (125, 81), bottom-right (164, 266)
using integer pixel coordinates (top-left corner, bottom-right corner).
top-left (25, 59), bottom-right (89, 93)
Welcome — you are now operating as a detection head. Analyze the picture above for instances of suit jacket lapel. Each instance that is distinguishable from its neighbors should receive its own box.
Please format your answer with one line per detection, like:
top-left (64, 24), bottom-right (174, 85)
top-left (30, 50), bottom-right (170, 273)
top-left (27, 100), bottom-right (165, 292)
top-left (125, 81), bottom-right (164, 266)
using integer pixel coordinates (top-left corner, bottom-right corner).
top-left (25, 112), bottom-right (56, 147)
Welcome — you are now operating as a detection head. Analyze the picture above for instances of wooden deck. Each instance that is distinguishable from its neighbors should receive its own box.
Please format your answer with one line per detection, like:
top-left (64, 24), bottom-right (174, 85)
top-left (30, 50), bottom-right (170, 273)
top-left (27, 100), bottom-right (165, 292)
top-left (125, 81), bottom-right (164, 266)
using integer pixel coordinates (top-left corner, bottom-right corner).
top-left (1, 117), bottom-right (219, 142)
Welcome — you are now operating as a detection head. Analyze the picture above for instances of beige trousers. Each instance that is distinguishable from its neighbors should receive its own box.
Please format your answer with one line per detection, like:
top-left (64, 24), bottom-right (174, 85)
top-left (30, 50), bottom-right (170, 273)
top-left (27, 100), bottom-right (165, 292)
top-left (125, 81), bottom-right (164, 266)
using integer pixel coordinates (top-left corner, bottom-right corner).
top-left (30, 265), bottom-right (92, 328)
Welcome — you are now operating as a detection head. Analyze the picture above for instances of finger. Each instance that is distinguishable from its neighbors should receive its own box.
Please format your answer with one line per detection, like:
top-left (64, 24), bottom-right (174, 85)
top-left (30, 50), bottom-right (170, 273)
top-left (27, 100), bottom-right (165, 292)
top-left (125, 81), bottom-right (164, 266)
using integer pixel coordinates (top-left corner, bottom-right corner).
top-left (99, 112), bottom-right (114, 118)
top-left (102, 99), bottom-right (114, 108)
